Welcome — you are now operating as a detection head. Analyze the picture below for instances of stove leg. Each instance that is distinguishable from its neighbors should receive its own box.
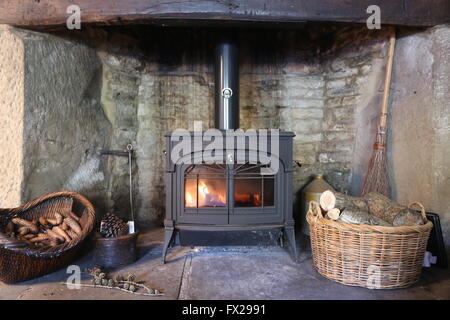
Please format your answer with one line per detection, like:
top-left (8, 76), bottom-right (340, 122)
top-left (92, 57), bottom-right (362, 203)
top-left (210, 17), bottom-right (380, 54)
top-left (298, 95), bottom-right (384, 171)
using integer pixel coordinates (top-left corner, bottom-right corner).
top-left (284, 225), bottom-right (298, 263)
top-left (162, 221), bottom-right (175, 264)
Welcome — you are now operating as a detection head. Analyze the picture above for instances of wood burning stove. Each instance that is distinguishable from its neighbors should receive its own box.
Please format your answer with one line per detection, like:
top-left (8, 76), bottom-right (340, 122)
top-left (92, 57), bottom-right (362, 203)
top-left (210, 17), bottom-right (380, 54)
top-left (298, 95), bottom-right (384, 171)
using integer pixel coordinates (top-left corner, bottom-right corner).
top-left (162, 35), bottom-right (297, 262)
top-left (163, 131), bottom-right (297, 262)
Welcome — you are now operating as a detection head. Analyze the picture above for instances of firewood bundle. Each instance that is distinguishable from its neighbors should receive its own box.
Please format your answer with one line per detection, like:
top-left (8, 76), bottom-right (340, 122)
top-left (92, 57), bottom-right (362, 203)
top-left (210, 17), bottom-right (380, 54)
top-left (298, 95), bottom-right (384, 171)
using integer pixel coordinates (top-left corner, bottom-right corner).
top-left (99, 213), bottom-right (129, 238)
top-left (5, 212), bottom-right (82, 247)
top-left (318, 191), bottom-right (426, 227)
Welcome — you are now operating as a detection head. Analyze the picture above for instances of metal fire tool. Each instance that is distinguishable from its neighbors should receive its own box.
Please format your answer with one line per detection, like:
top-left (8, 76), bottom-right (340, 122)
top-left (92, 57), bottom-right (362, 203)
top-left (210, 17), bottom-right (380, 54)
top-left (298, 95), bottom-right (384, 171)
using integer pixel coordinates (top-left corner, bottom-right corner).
top-left (99, 144), bottom-right (136, 232)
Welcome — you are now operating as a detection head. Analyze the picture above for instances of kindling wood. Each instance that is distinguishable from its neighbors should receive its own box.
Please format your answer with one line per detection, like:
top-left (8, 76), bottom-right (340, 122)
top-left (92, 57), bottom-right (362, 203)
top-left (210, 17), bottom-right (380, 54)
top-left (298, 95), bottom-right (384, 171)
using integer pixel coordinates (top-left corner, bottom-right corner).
top-left (0, 0), bottom-right (449, 28)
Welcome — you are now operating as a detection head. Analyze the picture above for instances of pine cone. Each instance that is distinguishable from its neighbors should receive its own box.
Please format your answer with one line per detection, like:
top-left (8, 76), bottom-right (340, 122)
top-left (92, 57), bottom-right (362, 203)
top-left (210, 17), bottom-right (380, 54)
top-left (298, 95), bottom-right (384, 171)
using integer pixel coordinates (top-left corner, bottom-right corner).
top-left (100, 213), bottom-right (129, 238)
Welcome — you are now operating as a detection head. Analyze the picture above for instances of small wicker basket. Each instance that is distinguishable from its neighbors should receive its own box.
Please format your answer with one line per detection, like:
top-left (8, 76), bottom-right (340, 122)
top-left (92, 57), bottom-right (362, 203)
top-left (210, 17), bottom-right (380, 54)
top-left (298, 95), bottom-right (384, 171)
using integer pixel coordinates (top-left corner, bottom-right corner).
top-left (306, 201), bottom-right (433, 289)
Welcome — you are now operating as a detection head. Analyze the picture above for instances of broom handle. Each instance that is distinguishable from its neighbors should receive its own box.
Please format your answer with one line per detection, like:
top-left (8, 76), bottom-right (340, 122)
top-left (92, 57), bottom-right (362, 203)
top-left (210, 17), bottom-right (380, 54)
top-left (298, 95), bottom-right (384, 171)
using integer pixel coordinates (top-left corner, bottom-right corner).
top-left (379, 27), bottom-right (396, 130)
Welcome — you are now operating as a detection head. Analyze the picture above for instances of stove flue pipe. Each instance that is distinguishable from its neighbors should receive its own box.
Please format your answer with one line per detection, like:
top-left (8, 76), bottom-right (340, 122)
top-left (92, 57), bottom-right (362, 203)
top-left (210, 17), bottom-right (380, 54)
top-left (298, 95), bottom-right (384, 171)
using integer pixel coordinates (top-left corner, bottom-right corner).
top-left (214, 35), bottom-right (239, 130)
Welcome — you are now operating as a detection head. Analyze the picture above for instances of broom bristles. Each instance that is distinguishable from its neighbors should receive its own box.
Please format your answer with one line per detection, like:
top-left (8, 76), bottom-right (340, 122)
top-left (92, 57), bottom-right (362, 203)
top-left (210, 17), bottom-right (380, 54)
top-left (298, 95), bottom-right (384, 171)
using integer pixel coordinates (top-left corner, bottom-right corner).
top-left (361, 30), bottom-right (395, 197)
top-left (361, 130), bottom-right (390, 197)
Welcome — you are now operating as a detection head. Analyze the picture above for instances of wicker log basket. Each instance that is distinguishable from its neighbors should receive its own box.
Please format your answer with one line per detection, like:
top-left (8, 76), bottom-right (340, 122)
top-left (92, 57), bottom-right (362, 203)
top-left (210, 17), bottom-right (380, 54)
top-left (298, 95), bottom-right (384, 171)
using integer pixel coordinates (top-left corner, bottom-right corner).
top-left (0, 191), bottom-right (96, 283)
top-left (306, 200), bottom-right (433, 289)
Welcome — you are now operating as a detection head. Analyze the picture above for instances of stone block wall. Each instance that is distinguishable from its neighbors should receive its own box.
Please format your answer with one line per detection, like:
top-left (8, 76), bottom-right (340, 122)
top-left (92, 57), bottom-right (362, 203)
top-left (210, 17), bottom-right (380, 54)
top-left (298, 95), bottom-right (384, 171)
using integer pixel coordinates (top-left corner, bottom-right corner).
top-left (135, 72), bottom-right (215, 222)
top-left (322, 28), bottom-right (389, 194)
top-left (99, 53), bottom-right (141, 219)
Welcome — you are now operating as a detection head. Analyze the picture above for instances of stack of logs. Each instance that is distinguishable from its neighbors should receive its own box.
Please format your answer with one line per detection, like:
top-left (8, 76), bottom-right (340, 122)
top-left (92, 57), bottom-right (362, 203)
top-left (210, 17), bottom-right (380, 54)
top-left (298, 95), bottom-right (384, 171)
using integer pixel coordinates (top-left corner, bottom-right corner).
top-left (318, 191), bottom-right (426, 226)
top-left (4, 212), bottom-right (82, 248)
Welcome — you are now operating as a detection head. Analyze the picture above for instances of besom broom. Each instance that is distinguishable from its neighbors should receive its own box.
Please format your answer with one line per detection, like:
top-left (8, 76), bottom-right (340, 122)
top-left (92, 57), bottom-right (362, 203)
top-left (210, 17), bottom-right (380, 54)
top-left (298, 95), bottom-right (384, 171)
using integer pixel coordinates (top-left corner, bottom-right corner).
top-left (361, 27), bottom-right (396, 197)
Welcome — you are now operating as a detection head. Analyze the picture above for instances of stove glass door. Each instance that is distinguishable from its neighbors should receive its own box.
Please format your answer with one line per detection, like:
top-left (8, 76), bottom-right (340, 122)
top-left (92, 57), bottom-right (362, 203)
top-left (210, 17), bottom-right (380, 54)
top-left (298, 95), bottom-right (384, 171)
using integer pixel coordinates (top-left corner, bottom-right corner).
top-left (181, 162), bottom-right (281, 225)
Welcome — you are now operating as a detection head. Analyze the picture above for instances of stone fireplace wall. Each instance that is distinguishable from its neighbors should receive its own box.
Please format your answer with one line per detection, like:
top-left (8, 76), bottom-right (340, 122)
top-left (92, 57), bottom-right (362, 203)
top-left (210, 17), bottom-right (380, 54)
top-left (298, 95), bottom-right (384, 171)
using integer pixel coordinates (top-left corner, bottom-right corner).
top-left (0, 24), bottom-right (448, 244)
top-left (389, 25), bottom-right (450, 245)
top-left (0, 26), bottom-right (111, 215)
top-left (0, 26), bottom-right (24, 207)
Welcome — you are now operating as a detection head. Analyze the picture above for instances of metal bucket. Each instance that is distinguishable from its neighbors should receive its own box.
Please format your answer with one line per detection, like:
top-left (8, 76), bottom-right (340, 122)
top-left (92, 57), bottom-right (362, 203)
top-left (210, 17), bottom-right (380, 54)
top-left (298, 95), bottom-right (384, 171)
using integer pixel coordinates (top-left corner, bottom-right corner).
top-left (93, 232), bottom-right (139, 269)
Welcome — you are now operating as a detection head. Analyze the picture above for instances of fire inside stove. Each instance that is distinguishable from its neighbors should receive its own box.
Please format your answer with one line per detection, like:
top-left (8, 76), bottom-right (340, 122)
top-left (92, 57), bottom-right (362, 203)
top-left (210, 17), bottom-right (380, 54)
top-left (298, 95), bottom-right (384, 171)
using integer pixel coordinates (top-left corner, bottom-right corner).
top-left (184, 164), bottom-right (274, 208)
top-left (185, 180), bottom-right (227, 207)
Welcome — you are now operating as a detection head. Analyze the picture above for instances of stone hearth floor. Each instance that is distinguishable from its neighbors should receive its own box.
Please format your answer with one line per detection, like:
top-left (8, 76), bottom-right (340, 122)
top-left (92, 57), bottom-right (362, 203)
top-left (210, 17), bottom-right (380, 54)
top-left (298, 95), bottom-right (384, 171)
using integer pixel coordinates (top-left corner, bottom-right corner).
top-left (0, 228), bottom-right (449, 300)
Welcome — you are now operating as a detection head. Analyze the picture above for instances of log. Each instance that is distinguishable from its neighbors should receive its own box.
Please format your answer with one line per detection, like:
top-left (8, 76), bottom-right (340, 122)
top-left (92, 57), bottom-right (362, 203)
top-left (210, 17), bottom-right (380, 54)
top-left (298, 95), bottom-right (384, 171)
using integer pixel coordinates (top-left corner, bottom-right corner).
top-left (12, 218), bottom-right (39, 233)
top-left (4, 214), bottom-right (84, 248)
top-left (320, 191), bottom-right (368, 212)
top-left (18, 226), bottom-right (33, 236)
top-left (335, 193), bottom-right (369, 211)
top-left (45, 228), bottom-right (65, 242)
top-left (337, 207), bottom-right (391, 226)
top-left (65, 217), bottom-right (82, 235)
top-left (319, 191), bottom-right (387, 225)
top-left (319, 190), bottom-right (335, 211)
top-left (29, 234), bottom-right (51, 243)
top-left (392, 208), bottom-right (425, 226)
top-left (363, 192), bottom-right (410, 224)
top-left (321, 190), bottom-right (425, 226)
top-left (53, 212), bottom-right (64, 225)
top-left (47, 218), bottom-right (58, 225)
top-left (327, 208), bottom-right (341, 220)
top-left (38, 217), bottom-right (48, 226)
top-left (52, 226), bottom-right (71, 242)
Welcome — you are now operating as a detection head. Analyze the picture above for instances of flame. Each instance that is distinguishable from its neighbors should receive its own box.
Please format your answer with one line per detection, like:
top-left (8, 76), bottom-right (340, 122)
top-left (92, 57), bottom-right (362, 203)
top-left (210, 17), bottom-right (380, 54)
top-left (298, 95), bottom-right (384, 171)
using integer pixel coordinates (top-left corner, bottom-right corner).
top-left (199, 182), bottom-right (209, 197)
top-left (254, 194), bottom-right (261, 206)
top-left (185, 180), bottom-right (263, 208)
top-left (234, 192), bottom-right (261, 207)
top-left (218, 194), bottom-right (226, 204)
top-left (185, 191), bottom-right (195, 207)
top-left (185, 180), bottom-right (226, 208)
